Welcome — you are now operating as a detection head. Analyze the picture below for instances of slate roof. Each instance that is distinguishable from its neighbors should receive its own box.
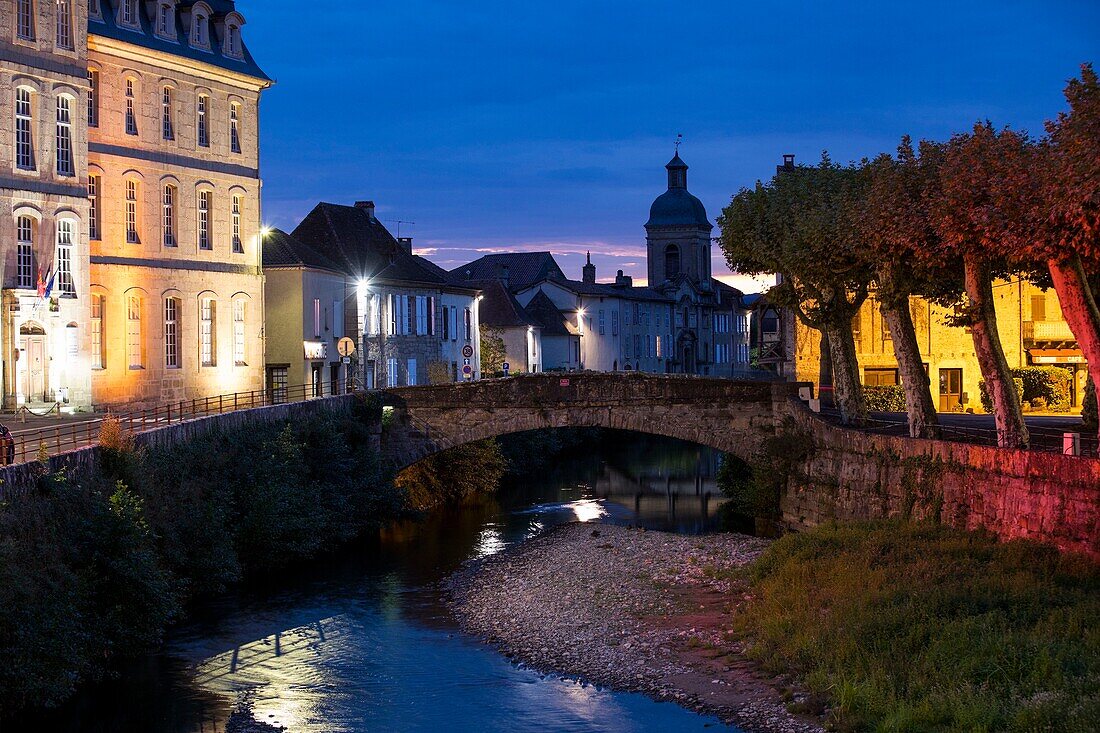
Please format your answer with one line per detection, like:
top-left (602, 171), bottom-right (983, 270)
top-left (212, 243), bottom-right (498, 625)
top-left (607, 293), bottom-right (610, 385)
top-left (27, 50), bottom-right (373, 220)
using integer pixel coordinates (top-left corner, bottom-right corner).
top-left (291, 202), bottom-right (477, 291)
top-left (524, 290), bottom-right (579, 336)
top-left (262, 228), bottom-right (341, 271)
top-left (473, 280), bottom-right (539, 329)
top-left (449, 252), bottom-right (566, 289)
top-left (542, 277), bottom-right (673, 303)
top-left (89, 0), bottom-right (270, 82)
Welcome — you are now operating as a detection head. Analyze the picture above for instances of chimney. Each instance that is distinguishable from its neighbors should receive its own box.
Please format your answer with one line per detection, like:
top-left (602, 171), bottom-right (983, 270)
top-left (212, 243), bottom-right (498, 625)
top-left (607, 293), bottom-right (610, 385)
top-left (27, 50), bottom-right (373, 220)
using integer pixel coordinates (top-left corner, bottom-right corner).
top-left (776, 154), bottom-right (795, 175)
top-left (614, 269), bottom-right (632, 288)
top-left (355, 200), bottom-right (376, 220)
top-left (582, 251), bottom-right (596, 284)
top-left (398, 236), bottom-right (413, 254)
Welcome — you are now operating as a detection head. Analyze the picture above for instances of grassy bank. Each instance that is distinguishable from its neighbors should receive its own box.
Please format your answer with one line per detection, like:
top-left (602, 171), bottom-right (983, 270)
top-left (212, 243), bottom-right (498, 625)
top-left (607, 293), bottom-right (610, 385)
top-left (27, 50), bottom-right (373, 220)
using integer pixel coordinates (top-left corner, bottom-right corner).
top-left (0, 398), bottom-right (402, 717)
top-left (735, 522), bottom-right (1100, 732)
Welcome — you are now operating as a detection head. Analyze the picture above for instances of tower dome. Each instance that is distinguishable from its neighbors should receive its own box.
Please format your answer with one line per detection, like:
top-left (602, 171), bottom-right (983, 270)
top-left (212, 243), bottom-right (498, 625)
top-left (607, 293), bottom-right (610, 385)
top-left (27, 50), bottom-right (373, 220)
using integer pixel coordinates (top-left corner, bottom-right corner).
top-left (645, 153), bottom-right (710, 228)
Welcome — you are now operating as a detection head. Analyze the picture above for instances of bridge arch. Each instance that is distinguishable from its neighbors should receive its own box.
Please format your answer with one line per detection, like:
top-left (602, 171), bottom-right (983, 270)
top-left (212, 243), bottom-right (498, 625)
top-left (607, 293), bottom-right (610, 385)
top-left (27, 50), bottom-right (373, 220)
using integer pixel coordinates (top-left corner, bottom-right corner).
top-left (380, 373), bottom-right (792, 470)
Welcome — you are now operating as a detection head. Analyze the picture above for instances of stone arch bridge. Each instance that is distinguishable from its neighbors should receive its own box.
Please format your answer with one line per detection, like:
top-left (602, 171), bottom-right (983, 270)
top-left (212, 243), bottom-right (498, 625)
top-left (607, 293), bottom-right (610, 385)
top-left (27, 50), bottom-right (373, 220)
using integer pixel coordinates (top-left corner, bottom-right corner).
top-left (380, 373), bottom-right (795, 470)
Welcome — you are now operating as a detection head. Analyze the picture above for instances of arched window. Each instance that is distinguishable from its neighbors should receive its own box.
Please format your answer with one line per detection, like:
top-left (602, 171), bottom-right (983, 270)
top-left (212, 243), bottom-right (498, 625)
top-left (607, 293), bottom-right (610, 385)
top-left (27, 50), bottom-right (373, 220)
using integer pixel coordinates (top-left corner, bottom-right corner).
top-left (55, 95), bottom-right (74, 175)
top-left (127, 295), bottom-right (143, 369)
top-left (56, 219), bottom-right (75, 295)
top-left (197, 189), bottom-right (212, 249)
top-left (192, 10), bottom-right (208, 47)
top-left (233, 299), bottom-right (246, 365)
top-left (229, 102), bottom-right (241, 153)
top-left (16, 216), bottom-right (35, 289)
top-left (664, 244), bottom-right (680, 279)
top-left (196, 94), bottom-right (209, 147)
top-left (161, 86), bottom-right (174, 140)
top-left (15, 87), bottom-right (35, 170)
top-left (162, 183), bottom-right (177, 246)
top-left (125, 77), bottom-right (138, 135)
top-left (87, 68), bottom-right (99, 126)
top-left (91, 294), bottom-right (105, 369)
top-left (200, 297), bottom-right (216, 366)
top-left (231, 194), bottom-right (243, 253)
top-left (164, 297), bottom-right (180, 368)
top-left (55, 0), bottom-right (73, 50)
top-left (125, 179), bottom-right (141, 243)
top-left (157, 3), bottom-right (173, 37)
top-left (226, 24), bottom-right (241, 56)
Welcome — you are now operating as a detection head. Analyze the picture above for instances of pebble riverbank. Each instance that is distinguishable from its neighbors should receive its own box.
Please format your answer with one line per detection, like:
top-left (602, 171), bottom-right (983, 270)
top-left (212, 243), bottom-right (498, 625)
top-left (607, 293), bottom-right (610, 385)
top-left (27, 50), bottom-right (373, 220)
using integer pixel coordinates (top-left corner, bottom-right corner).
top-left (446, 523), bottom-right (825, 733)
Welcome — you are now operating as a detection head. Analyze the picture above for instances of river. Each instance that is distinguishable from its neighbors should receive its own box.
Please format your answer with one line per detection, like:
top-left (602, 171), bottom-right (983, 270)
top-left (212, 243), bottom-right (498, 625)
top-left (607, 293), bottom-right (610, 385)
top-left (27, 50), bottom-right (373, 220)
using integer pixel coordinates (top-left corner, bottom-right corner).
top-left (17, 433), bottom-right (743, 733)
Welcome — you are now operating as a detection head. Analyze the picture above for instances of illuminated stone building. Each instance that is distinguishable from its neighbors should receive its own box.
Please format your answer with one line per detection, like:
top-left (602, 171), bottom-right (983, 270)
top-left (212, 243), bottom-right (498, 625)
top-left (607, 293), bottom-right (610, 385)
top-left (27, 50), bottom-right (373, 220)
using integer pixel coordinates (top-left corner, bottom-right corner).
top-left (1, 0), bottom-right (92, 408)
top-left (86, 0), bottom-right (271, 406)
top-left (787, 284), bottom-right (1088, 411)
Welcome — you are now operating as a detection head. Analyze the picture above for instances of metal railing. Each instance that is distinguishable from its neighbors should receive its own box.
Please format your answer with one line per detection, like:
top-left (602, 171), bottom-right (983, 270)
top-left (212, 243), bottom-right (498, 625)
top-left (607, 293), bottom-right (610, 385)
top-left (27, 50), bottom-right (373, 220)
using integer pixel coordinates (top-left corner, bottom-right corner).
top-left (4, 380), bottom-right (355, 466)
top-left (816, 407), bottom-right (1098, 457)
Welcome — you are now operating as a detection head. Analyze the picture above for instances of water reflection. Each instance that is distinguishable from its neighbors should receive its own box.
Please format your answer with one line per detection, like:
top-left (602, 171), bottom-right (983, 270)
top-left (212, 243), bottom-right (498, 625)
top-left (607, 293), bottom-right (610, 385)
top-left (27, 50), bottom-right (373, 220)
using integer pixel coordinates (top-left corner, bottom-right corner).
top-left (16, 432), bottom-right (741, 733)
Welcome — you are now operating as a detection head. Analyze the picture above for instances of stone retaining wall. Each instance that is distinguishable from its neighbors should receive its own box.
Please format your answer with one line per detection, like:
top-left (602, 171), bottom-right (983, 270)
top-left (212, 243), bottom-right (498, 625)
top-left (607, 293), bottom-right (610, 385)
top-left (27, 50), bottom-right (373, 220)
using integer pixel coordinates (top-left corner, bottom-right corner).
top-left (782, 399), bottom-right (1100, 558)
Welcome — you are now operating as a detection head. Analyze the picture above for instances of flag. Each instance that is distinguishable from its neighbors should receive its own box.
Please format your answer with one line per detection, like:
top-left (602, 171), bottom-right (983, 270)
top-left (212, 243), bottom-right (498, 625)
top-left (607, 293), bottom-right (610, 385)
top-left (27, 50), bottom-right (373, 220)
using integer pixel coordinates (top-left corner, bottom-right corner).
top-left (38, 268), bottom-right (56, 300)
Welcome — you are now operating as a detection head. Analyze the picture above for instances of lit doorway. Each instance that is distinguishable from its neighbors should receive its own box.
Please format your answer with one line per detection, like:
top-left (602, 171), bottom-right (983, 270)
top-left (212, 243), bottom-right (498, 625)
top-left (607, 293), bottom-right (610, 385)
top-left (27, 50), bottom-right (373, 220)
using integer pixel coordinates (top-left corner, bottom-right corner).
top-left (938, 368), bottom-right (963, 412)
top-left (20, 323), bottom-right (48, 403)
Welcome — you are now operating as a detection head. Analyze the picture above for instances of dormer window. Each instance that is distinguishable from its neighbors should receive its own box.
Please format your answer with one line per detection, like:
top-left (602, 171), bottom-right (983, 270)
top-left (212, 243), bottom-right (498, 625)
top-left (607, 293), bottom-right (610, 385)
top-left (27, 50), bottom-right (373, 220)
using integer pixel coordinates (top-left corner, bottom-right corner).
top-left (220, 12), bottom-right (246, 59)
top-left (190, 7), bottom-right (210, 50)
top-left (155, 2), bottom-right (177, 40)
top-left (226, 24), bottom-right (241, 57)
top-left (120, 0), bottom-right (139, 29)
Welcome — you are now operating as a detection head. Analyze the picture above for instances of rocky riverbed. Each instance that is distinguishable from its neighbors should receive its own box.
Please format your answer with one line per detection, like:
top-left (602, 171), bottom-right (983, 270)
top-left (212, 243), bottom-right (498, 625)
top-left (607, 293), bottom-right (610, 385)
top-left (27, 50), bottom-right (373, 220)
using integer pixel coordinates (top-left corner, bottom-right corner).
top-left (447, 523), bottom-right (825, 733)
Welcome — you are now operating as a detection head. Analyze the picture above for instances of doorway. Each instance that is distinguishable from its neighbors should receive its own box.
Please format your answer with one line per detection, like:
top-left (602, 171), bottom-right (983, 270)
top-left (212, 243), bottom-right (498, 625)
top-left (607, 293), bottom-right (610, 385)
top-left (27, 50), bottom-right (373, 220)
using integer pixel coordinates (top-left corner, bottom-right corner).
top-left (938, 368), bottom-right (963, 412)
top-left (20, 324), bottom-right (48, 403)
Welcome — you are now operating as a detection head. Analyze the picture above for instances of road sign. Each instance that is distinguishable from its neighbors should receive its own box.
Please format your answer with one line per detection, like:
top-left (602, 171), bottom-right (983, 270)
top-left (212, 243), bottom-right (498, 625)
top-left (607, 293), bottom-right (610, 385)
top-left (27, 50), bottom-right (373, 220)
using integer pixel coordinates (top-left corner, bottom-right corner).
top-left (463, 358), bottom-right (471, 366)
top-left (559, 378), bottom-right (570, 387)
top-left (341, 356), bottom-right (351, 364)
top-left (337, 337), bottom-right (356, 357)
top-left (502, 362), bottom-right (510, 376)
top-left (462, 345), bottom-right (474, 358)
top-left (462, 364), bottom-right (474, 379)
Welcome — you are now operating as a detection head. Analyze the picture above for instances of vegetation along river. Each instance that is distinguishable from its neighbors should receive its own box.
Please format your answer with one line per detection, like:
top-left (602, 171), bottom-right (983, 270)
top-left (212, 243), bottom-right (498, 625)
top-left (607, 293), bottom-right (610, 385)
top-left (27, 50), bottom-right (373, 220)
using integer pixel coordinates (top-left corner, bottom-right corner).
top-left (15, 433), bottom-right (744, 733)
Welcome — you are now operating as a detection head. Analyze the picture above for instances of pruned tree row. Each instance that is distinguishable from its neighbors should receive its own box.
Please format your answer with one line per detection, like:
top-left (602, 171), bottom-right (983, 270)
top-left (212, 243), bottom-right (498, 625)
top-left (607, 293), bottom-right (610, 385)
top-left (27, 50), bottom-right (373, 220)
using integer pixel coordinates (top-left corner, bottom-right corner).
top-left (718, 64), bottom-right (1100, 446)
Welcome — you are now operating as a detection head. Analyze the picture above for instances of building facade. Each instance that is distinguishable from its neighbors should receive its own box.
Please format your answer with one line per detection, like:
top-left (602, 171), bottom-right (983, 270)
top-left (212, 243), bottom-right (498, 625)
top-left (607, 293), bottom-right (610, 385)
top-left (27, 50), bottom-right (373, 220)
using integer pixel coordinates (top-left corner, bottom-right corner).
top-left (2, 0), bottom-right (92, 408)
top-left (787, 282), bottom-right (1089, 411)
top-left (87, 0), bottom-right (270, 406)
top-left (289, 201), bottom-right (483, 389)
top-left (1, 0), bottom-right (270, 410)
top-left (262, 228), bottom-right (349, 397)
top-left (466, 154), bottom-right (752, 377)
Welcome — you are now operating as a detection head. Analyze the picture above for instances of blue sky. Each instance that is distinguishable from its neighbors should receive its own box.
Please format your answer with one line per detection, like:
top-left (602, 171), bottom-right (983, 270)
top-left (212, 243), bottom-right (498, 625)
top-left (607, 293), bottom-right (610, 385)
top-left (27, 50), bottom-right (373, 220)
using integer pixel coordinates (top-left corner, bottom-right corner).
top-left (246, 1), bottom-right (1099, 293)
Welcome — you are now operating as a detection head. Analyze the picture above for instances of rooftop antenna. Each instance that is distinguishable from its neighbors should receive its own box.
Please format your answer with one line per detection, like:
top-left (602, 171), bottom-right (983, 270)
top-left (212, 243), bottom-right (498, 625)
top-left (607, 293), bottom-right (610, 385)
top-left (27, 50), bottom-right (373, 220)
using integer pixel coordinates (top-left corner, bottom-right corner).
top-left (384, 219), bottom-right (416, 238)
top-left (675, 133), bottom-right (683, 153)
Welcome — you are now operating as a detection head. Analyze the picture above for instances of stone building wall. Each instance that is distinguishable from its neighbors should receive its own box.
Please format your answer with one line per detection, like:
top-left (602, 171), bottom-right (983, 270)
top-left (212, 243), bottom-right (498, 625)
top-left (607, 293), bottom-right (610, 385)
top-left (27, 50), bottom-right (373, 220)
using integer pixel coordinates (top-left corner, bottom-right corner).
top-left (0, 0), bottom-right (93, 408)
top-left (86, 19), bottom-right (268, 407)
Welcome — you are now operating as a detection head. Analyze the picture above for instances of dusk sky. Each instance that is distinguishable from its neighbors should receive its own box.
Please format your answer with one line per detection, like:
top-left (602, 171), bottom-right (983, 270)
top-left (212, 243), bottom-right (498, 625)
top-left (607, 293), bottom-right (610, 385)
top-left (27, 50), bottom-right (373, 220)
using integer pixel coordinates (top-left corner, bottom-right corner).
top-left (246, 1), bottom-right (1099, 293)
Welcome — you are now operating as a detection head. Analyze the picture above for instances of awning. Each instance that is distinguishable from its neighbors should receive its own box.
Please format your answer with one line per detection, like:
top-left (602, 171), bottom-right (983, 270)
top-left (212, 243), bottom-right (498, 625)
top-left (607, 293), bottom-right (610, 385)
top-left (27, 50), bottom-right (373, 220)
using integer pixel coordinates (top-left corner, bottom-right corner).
top-left (1027, 348), bottom-right (1085, 364)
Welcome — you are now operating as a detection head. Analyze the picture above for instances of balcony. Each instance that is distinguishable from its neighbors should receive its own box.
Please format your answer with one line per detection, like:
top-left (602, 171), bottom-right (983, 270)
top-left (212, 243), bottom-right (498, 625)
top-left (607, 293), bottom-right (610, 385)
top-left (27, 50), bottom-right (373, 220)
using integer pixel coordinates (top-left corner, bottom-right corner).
top-left (1023, 320), bottom-right (1076, 345)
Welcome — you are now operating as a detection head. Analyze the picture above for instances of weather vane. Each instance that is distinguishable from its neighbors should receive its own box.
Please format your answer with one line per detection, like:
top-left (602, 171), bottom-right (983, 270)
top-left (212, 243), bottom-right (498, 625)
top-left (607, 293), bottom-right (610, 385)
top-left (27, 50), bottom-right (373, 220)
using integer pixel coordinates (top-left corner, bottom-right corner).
top-left (675, 133), bottom-right (683, 152)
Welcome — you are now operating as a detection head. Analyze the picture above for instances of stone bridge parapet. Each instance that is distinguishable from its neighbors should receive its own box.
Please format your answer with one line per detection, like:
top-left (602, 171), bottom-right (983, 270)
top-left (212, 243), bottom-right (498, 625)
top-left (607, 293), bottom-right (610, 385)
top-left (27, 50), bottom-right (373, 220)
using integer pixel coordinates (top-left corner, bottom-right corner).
top-left (381, 373), bottom-right (797, 470)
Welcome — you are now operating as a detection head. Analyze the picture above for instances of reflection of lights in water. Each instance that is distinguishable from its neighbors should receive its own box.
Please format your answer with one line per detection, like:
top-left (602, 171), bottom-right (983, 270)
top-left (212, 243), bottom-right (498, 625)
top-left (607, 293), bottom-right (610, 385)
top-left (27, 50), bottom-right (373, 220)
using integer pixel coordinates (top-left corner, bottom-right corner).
top-left (474, 526), bottom-right (506, 557)
top-left (526, 520), bottom-right (544, 540)
top-left (190, 615), bottom-right (353, 732)
top-left (568, 499), bottom-right (607, 523)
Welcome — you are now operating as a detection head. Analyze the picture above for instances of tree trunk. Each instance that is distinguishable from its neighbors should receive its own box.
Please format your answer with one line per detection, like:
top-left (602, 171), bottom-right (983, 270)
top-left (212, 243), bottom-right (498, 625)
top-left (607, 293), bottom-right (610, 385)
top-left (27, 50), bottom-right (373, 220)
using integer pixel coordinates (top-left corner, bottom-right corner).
top-left (818, 330), bottom-right (833, 408)
top-left (823, 318), bottom-right (867, 425)
top-left (963, 253), bottom-right (1028, 448)
top-left (1048, 254), bottom-right (1100, 441)
top-left (879, 297), bottom-right (940, 438)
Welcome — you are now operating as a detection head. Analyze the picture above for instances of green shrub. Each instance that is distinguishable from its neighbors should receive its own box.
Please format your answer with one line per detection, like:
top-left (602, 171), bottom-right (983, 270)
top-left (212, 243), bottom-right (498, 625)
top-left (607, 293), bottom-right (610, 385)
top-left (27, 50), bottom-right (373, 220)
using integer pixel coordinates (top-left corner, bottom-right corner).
top-left (739, 522), bottom-right (1100, 733)
top-left (980, 368), bottom-right (1073, 413)
top-left (862, 384), bottom-right (907, 412)
top-left (0, 404), bottom-right (399, 717)
top-left (397, 439), bottom-right (508, 509)
top-left (1084, 379), bottom-right (1097, 432)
